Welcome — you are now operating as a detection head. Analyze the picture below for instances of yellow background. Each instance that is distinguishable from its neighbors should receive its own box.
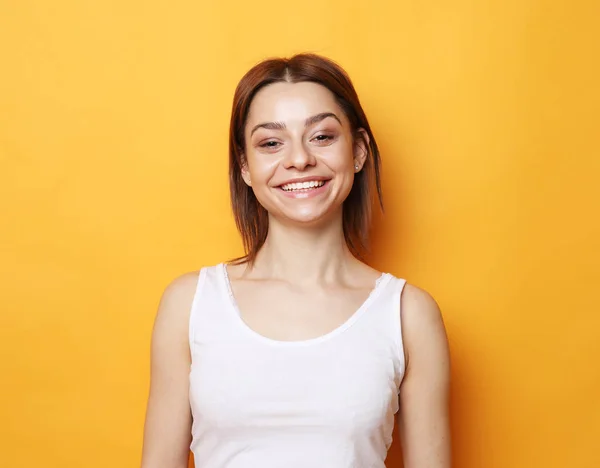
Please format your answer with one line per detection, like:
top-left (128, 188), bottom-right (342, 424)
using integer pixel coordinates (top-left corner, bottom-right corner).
top-left (1, 1), bottom-right (599, 467)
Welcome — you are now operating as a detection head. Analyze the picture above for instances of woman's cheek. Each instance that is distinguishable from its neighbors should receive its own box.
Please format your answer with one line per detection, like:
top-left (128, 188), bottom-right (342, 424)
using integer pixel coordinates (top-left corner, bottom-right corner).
top-left (251, 157), bottom-right (280, 182)
top-left (320, 148), bottom-right (352, 169)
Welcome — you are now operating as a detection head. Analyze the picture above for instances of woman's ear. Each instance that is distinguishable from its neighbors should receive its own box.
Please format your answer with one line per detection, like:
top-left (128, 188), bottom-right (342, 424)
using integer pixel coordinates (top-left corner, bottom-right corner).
top-left (353, 128), bottom-right (370, 172)
top-left (240, 155), bottom-right (252, 186)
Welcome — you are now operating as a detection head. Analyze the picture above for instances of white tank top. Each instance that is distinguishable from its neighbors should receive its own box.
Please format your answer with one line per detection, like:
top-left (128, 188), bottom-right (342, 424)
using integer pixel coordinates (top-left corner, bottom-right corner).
top-left (188, 263), bottom-right (407, 468)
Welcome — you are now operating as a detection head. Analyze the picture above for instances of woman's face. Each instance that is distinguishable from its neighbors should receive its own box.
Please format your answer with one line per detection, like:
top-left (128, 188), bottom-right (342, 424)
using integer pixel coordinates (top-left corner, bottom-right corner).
top-left (242, 81), bottom-right (368, 227)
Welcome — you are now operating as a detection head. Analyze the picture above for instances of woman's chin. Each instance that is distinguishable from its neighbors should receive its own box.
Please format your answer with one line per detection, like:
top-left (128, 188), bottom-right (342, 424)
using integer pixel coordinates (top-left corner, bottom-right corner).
top-left (272, 207), bottom-right (340, 227)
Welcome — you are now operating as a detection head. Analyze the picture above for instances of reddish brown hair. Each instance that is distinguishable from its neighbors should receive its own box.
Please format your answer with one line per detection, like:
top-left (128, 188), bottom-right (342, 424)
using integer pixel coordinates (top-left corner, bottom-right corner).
top-left (229, 53), bottom-right (383, 265)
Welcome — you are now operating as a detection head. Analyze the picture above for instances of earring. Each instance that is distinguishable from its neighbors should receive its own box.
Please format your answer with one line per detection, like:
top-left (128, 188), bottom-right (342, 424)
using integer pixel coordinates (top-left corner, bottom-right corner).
top-left (354, 163), bottom-right (360, 170)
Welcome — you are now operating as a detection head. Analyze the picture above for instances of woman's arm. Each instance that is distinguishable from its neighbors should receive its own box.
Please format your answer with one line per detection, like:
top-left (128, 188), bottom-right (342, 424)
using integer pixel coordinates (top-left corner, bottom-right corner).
top-left (397, 284), bottom-right (451, 467)
top-left (141, 273), bottom-right (199, 468)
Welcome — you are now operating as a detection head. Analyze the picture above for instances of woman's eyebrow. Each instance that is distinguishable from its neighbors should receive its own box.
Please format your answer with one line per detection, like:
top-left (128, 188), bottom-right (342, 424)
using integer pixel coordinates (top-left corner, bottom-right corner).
top-left (304, 112), bottom-right (342, 127)
top-left (250, 112), bottom-right (342, 136)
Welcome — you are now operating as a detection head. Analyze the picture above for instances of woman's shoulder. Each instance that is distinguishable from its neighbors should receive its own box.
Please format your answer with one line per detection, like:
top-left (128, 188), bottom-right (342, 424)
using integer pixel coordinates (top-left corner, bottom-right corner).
top-left (162, 269), bottom-right (203, 297)
top-left (156, 262), bottom-right (226, 315)
top-left (399, 282), bottom-right (444, 328)
top-left (398, 282), bottom-right (449, 367)
top-left (160, 262), bottom-right (224, 294)
top-left (400, 282), bottom-right (438, 308)
top-left (153, 269), bottom-right (207, 330)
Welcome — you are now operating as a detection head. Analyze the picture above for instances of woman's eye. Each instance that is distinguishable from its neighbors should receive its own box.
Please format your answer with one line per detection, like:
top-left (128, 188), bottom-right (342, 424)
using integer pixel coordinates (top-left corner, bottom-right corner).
top-left (259, 141), bottom-right (281, 149)
top-left (313, 134), bottom-right (334, 143)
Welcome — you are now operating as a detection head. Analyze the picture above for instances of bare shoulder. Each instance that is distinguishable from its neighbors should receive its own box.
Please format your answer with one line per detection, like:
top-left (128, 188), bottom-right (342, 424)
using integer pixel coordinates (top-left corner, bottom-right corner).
top-left (153, 271), bottom-right (200, 334)
top-left (400, 283), bottom-right (449, 367)
top-left (401, 283), bottom-right (444, 325)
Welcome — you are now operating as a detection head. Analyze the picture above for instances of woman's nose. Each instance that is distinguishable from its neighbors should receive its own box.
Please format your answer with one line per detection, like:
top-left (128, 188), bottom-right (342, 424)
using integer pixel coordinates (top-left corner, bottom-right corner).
top-left (283, 141), bottom-right (316, 170)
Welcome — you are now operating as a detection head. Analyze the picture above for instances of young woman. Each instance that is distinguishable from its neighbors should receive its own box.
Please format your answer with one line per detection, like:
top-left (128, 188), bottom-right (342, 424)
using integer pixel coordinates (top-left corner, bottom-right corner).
top-left (141, 53), bottom-right (451, 468)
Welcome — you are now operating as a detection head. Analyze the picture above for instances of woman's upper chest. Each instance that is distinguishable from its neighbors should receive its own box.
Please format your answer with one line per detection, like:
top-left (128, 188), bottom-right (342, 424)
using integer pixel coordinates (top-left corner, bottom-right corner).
top-left (228, 277), bottom-right (378, 342)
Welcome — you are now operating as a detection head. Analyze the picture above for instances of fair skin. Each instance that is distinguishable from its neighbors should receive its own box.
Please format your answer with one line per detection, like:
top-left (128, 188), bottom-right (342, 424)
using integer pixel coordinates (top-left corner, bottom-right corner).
top-left (141, 81), bottom-right (451, 468)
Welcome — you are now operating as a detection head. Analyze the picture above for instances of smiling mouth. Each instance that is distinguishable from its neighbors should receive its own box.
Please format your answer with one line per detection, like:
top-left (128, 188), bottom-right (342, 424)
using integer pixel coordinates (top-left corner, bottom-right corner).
top-left (279, 180), bottom-right (328, 192)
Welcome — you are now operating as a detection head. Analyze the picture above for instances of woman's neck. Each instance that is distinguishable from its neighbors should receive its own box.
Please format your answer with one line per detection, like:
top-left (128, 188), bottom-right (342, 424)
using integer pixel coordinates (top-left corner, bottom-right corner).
top-left (250, 216), bottom-right (358, 285)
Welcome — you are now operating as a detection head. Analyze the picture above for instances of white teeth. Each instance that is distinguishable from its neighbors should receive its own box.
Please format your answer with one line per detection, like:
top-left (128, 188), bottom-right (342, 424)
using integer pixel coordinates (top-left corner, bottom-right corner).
top-left (281, 180), bottom-right (325, 191)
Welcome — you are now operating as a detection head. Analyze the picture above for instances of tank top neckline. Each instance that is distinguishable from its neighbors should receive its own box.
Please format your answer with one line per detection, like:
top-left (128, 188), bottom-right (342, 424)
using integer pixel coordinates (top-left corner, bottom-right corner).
top-left (218, 262), bottom-right (393, 347)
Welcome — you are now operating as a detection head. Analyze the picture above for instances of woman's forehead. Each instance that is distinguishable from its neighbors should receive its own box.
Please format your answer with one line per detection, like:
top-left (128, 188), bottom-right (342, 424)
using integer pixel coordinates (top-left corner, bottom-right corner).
top-left (246, 82), bottom-right (343, 128)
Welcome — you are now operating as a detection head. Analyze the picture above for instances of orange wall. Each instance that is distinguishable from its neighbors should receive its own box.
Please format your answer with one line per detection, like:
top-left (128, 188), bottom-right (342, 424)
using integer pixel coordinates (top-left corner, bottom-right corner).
top-left (1, 1), bottom-right (598, 467)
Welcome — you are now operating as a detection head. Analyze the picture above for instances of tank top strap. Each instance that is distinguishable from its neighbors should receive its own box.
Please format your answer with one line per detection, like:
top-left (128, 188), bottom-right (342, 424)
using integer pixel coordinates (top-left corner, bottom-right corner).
top-left (372, 273), bottom-right (408, 392)
top-left (188, 264), bottom-right (227, 348)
